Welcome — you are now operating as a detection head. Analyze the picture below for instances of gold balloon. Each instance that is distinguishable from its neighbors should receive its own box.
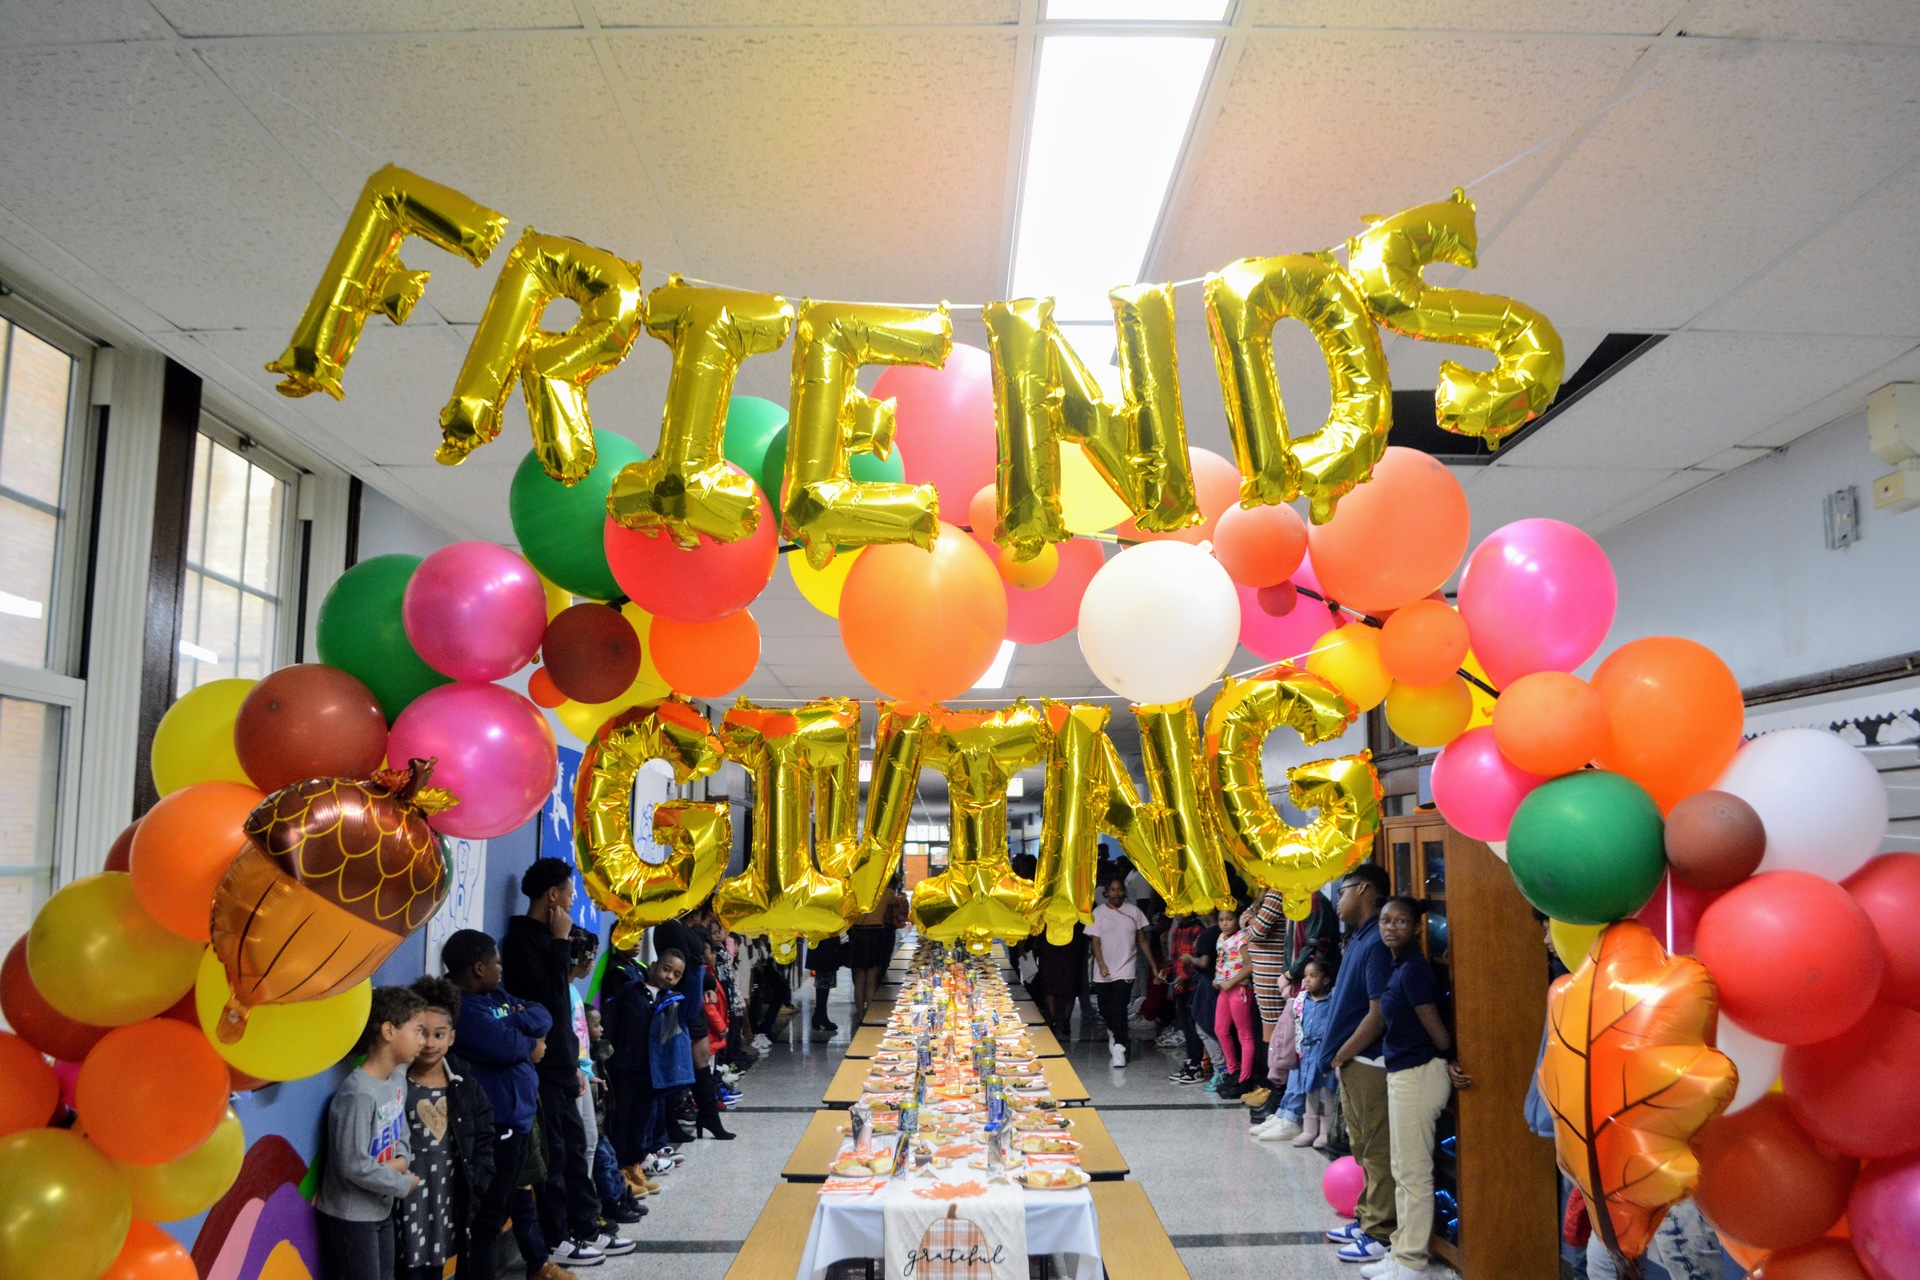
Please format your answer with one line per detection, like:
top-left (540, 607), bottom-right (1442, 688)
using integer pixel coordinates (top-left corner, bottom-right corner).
top-left (981, 288), bottom-right (1199, 560)
top-left (438, 228), bottom-right (645, 484)
top-left (909, 703), bottom-right (1048, 947)
top-left (1029, 702), bottom-right (1111, 943)
top-left (1131, 701), bottom-right (1238, 916)
top-left (26, 873), bottom-right (201, 1026)
top-left (267, 164), bottom-right (508, 400)
top-left (842, 702), bottom-right (934, 915)
top-left (781, 301), bottom-right (949, 567)
top-left (712, 699), bottom-right (861, 954)
top-left (0, 1128), bottom-right (131, 1280)
top-left (1205, 664), bottom-right (1382, 917)
top-left (574, 700), bottom-right (731, 929)
top-left (1203, 252), bottom-right (1391, 524)
top-left (1347, 190), bottom-right (1565, 447)
top-left (607, 278), bottom-right (792, 545)
top-left (116, 1106), bottom-right (244, 1222)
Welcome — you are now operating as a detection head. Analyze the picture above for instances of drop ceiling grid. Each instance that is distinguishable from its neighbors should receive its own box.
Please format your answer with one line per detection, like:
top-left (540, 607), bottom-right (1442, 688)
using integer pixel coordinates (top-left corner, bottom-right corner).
top-left (1679, 0), bottom-right (1920, 45)
top-left (593, 0), bottom-right (1021, 26)
top-left (604, 30), bottom-right (1018, 306)
top-left (1244, 0), bottom-right (1689, 35)
top-left (1152, 30), bottom-right (1652, 282)
top-left (148, 0), bottom-right (583, 37)
top-left (1457, 462), bottom-right (1682, 542)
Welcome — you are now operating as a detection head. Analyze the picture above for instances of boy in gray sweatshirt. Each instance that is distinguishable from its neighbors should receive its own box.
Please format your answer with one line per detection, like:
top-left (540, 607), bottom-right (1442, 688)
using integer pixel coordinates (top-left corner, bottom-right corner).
top-left (316, 986), bottom-right (430, 1279)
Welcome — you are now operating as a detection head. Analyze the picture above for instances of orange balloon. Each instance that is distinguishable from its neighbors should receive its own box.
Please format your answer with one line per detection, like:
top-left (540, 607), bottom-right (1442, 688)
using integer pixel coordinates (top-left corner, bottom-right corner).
top-left (840, 522), bottom-right (1008, 703)
top-left (1752, 1239), bottom-right (1871, 1280)
top-left (1591, 637), bottom-right (1744, 812)
top-left (103, 1221), bottom-right (197, 1280)
top-left (129, 781), bottom-right (263, 942)
top-left (1212, 501), bottom-right (1307, 588)
top-left (1305, 447), bottom-right (1470, 613)
top-left (1722, 1236), bottom-right (1773, 1271)
top-left (650, 610), bottom-right (762, 699)
top-left (1378, 599), bottom-right (1470, 687)
top-left (1493, 671), bottom-right (1607, 777)
top-left (0, 1031), bottom-right (59, 1136)
top-left (76, 1020), bottom-right (229, 1165)
top-left (527, 666), bottom-right (566, 708)
top-left (1119, 447), bottom-right (1239, 545)
top-left (999, 543), bottom-right (1058, 590)
top-left (968, 483), bottom-right (998, 551)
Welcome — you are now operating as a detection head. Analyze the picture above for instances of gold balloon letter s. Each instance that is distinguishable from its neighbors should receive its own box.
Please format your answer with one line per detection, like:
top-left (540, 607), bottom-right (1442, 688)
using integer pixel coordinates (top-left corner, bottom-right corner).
top-left (1347, 190), bottom-right (1565, 446)
top-left (1205, 664), bottom-right (1382, 918)
top-left (438, 228), bottom-right (645, 484)
top-left (268, 164), bottom-right (508, 400)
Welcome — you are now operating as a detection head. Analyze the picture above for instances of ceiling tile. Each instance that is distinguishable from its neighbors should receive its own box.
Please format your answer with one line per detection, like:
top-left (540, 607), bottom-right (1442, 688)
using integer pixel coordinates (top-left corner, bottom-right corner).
top-left (1246, 0), bottom-right (1686, 34)
top-left (605, 30), bottom-right (1018, 302)
top-left (1459, 463), bottom-right (1680, 540)
top-left (0, 0), bottom-right (168, 47)
top-left (150, 1), bottom-right (580, 36)
top-left (1157, 31), bottom-right (1648, 282)
top-left (596, 0), bottom-right (1019, 25)
top-left (1681, 0), bottom-right (1920, 44)
top-left (1479, 40), bottom-right (1920, 331)
top-left (1585, 467), bottom-right (1717, 534)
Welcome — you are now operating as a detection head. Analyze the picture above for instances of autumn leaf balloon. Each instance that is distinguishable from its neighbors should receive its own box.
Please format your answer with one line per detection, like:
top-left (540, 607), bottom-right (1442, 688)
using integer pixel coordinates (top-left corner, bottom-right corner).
top-left (208, 760), bottom-right (453, 1041)
top-left (1539, 921), bottom-right (1736, 1264)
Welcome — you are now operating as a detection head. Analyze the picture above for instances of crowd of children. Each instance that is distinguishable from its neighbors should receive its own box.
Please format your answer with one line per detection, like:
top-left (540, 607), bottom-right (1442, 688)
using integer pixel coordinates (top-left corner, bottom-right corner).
top-left (313, 858), bottom-right (768, 1280)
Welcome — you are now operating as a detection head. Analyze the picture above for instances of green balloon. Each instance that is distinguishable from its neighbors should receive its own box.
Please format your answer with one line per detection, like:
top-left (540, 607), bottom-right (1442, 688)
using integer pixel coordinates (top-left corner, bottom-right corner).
top-left (508, 433), bottom-right (645, 599)
top-left (315, 554), bottom-right (451, 723)
top-left (1506, 771), bottom-right (1667, 925)
top-left (723, 395), bottom-right (788, 490)
top-left (757, 424), bottom-right (907, 508)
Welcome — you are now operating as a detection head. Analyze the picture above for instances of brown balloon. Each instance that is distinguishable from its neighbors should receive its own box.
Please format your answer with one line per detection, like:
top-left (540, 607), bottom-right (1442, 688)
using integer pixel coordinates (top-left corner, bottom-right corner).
top-left (1752, 1239), bottom-right (1871, 1280)
top-left (543, 603), bottom-right (641, 704)
top-left (101, 819), bottom-right (140, 873)
top-left (1664, 789), bottom-right (1766, 891)
top-left (234, 664), bottom-right (389, 794)
top-left (1694, 1094), bottom-right (1857, 1251)
top-left (209, 761), bottom-right (451, 1041)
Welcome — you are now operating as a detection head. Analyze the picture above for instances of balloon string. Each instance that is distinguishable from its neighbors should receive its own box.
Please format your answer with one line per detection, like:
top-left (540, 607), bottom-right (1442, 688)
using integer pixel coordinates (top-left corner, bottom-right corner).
top-left (1294, 585), bottom-right (1501, 701)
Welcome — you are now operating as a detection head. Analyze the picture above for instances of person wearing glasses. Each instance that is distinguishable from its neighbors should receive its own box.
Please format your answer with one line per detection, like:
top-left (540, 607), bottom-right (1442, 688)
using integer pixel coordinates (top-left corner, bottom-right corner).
top-left (1314, 863), bottom-right (1397, 1266)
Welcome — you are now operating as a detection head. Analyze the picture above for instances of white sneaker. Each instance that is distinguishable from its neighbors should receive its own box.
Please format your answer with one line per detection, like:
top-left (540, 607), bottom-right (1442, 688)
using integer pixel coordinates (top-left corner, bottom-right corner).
top-left (1257, 1118), bottom-right (1302, 1142)
top-left (1109, 1042), bottom-right (1127, 1068)
top-left (1359, 1259), bottom-right (1395, 1279)
top-left (1384, 1266), bottom-right (1428, 1280)
top-left (560, 1240), bottom-right (605, 1267)
top-left (751, 1034), bottom-right (773, 1051)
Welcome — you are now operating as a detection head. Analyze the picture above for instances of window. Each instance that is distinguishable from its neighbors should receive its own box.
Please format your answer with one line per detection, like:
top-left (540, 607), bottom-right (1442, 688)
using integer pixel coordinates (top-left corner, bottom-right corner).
top-left (0, 314), bottom-right (80, 670)
top-left (176, 425), bottom-right (296, 694)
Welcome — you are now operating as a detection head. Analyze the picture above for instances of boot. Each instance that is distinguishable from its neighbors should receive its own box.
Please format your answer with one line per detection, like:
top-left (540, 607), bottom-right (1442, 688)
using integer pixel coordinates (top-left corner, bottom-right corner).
top-left (1291, 1109), bottom-right (1322, 1147)
top-left (693, 1066), bottom-right (735, 1139)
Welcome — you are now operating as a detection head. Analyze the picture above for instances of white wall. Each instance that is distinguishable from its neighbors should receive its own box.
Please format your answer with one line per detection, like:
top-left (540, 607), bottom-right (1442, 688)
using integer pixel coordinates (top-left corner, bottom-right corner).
top-left (1598, 407), bottom-right (1920, 689)
top-left (357, 483), bottom-right (455, 560)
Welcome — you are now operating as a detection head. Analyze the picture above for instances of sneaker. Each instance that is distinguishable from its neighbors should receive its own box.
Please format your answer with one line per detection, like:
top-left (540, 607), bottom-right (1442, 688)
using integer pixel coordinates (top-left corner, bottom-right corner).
top-left (1109, 1042), bottom-right (1127, 1068)
top-left (559, 1240), bottom-right (605, 1267)
top-left (1203, 1071), bottom-right (1226, 1092)
top-left (751, 1034), bottom-right (773, 1052)
top-left (1360, 1259), bottom-right (1395, 1279)
top-left (1169, 1063), bottom-right (1202, 1085)
top-left (1383, 1265), bottom-right (1428, 1279)
top-left (1259, 1118), bottom-right (1303, 1142)
top-left (1241, 1086), bottom-right (1271, 1108)
top-left (1326, 1222), bottom-right (1366, 1244)
top-left (1154, 1027), bottom-right (1183, 1048)
top-left (1336, 1237), bottom-right (1388, 1264)
top-left (593, 1231), bottom-right (638, 1256)
top-left (643, 1154), bottom-right (674, 1176)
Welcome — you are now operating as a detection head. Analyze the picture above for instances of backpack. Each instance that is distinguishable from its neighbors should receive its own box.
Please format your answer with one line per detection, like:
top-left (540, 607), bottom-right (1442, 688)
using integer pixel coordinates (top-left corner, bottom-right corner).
top-left (649, 991), bottom-right (695, 1091)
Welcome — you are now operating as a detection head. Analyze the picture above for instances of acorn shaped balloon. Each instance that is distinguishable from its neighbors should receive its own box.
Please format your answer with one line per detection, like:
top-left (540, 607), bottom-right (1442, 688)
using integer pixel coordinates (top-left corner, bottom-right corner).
top-left (208, 760), bottom-right (454, 1042)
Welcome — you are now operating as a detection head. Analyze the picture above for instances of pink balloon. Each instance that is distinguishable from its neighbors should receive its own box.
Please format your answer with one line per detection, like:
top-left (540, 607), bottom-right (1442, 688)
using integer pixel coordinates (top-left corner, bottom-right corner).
top-left (1239, 582), bottom-right (1339, 663)
top-left (403, 541), bottom-right (548, 682)
top-left (876, 343), bottom-right (996, 516)
top-left (1852, 1152), bottom-right (1920, 1280)
top-left (1119, 447), bottom-right (1241, 545)
top-left (1005, 536), bottom-right (1106, 645)
top-left (1322, 1155), bottom-right (1366, 1218)
top-left (387, 682), bottom-right (557, 839)
top-left (1431, 726), bottom-right (1548, 842)
top-left (1457, 519), bottom-right (1616, 689)
top-left (603, 485), bottom-right (779, 624)
top-left (53, 1059), bottom-right (79, 1112)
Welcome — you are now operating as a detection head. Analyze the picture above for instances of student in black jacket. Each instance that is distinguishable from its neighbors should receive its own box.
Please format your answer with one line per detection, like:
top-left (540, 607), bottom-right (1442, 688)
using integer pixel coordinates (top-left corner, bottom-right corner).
top-left (501, 859), bottom-right (624, 1267)
top-left (400, 978), bottom-right (498, 1280)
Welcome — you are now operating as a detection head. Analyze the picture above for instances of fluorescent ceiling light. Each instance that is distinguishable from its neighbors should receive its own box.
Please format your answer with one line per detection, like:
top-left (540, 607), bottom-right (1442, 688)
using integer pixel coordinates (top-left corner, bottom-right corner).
top-left (1047, 0), bottom-right (1232, 20)
top-left (179, 640), bottom-right (220, 663)
top-left (974, 640), bottom-right (1018, 690)
top-left (859, 759), bottom-right (874, 783)
top-left (0, 590), bottom-right (44, 619)
top-left (1008, 776), bottom-right (1026, 798)
top-left (1011, 34), bottom-right (1214, 323)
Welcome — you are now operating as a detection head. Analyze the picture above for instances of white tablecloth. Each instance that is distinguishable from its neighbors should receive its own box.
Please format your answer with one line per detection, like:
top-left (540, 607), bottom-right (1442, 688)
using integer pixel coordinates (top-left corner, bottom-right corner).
top-left (796, 1176), bottom-right (1101, 1280)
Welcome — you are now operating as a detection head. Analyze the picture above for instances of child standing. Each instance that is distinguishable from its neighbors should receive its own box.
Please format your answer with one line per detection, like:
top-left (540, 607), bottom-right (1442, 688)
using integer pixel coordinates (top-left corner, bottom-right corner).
top-left (396, 977), bottom-right (496, 1280)
top-left (1212, 904), bottom-right (1257, 1098)
top-left (315, 986), bottom-right (427, 1279)
top-left (1288, 958), bottom-right (1340, 1147)
top-left (1379, 896), bottom-right (1460, 1279)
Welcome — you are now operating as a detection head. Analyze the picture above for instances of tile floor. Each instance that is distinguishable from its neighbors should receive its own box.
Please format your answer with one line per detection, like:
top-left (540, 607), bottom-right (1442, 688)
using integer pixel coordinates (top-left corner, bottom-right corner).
top-left (547, 970), bottom-right (1464, 1280)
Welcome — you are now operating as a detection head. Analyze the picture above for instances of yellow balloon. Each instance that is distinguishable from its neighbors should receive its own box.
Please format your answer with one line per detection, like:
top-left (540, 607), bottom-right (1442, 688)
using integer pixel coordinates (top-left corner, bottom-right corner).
top-left (538, 573), bottom-right (573, 621)
top-left (555, 603), bottom-right (671, 742)
top-left (789, 545), bottom-right (863, 619)
top-left (1384, 677), bottom-right (1473, 748)
top-left (1059, 443), bottom-right (1132, 535)
top-left (1305, 625), bottom-right (1391, 712)
top-left (1462, 651), bottom-right (1497, 728)
top-left (26, 873), bottom-right (202, 1026)
top-left (0, 1128), bottom-right (131, 1280)
top-left (116, 1106), bottom-right (244, 1222)
top-left (150, 678), bottom-right (254, 795)
top-left (193, 950), bottom-right (370, 1081)
top-left (999, 542), bottom-right (1058, 590)
top-left (1550, 919), bottom-right (1604, 968)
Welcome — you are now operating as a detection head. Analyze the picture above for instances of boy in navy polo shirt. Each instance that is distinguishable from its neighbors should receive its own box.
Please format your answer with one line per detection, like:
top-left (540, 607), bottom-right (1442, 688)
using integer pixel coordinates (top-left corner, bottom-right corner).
top-left (1313, 863), bottom-right (1396, 1264)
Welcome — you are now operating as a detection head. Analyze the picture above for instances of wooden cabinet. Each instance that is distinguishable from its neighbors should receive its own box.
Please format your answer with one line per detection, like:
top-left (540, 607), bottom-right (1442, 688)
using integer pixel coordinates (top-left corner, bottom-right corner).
top-left (1381, 814), bottom-right (1559, 1280)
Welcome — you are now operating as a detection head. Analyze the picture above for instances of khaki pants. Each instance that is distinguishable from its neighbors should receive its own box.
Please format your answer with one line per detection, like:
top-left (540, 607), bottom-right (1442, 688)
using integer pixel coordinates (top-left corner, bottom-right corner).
top-left (1339, 1059), bottom-right (1395, 1242)
top-left (1387, 1057), bottom-right (1454, 1267)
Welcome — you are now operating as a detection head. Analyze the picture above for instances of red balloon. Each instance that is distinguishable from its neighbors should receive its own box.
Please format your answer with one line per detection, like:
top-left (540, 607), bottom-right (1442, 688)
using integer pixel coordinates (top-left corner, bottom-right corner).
top-left (233, 664), bottom-right (388, 793)
top-left (1846, 854), bottom-right (1920, 1010)
top-left (1004, 536), bottom-right (1104, 645)
top-left (1696, 871), bottom-right (1884, 1044)
top-left (1784, 1001), bottom-right (1920, 1160)
top-left (0, 1031), bottom-right (59, 1136)
top-left (102, 820), bottom-right (139, 873)
top-left (1752, 1240), bottom-right (1872, 1280)
top-left (1694, 1095), bottom-right (1858, 1250)
top-left (602, 484), bottom-right (778, 624)
top-left (542, 603), bottom-right (641, 704)
top-left (0, 937), bottom-right (109, 1063)
top-left (1633, 872), bottom-right (1724, 955)
top-left (1257, 581), bottom-right (1298, 616)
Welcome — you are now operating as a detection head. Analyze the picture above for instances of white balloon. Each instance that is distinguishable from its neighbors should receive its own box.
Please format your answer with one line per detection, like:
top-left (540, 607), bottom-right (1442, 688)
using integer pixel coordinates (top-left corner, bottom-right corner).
top-left (1713, 1016), bottom-right (1785, 1114)
top-left (1713, 728), bottom-right (1888, 882)
top-left (1077, 541), bottom-right (1239, 704)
